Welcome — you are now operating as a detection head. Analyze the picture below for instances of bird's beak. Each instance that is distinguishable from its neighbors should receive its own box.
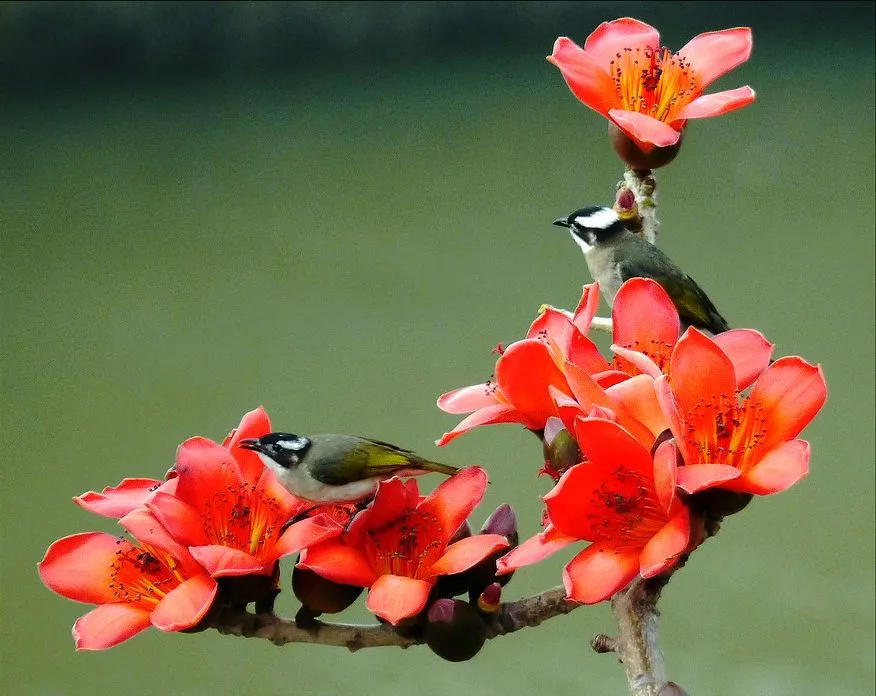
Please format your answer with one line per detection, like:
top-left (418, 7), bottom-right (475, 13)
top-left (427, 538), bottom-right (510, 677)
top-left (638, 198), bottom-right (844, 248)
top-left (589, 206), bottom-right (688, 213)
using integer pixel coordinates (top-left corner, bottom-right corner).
top-left (552, 216), bottom-right (570, 228)
top-left (238, 438), bottom-right (263, 453)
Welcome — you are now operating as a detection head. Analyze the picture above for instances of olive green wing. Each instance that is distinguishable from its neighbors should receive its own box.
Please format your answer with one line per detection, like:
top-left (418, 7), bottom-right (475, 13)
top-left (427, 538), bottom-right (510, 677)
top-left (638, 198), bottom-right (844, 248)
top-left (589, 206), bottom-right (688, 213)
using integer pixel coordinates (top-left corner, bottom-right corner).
top-left (618, 259), bottom-right (730, 334)
top-left (358, 438), bottom-right (459, 478)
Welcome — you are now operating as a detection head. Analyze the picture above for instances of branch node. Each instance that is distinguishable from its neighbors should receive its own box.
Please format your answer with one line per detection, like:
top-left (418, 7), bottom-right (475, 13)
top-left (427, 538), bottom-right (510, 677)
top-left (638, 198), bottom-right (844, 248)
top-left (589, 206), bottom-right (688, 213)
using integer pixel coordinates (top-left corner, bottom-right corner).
top-left (591, 633), bottom-right (617, 653)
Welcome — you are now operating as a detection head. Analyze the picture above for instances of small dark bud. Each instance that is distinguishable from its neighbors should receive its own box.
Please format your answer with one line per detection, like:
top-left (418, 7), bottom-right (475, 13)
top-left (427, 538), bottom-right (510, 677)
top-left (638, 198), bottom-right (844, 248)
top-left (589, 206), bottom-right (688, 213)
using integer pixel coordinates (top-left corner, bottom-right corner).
top-left (479, 504), bottom-right (518, 546)
top-left (292, 565), bottom-right (363, 615)
top-left (477, 582), bottom-right (502, 614)
top-left (424, 599), bottom-right (487, 662)
top-left (615, 187), bottom-right (636, 212)
top-left (448, 519), bottom-right (473, 544)
top-left (218, 564), bottom-right (280, 610)
top-left (689, 488), bottom-right (754, 519)
top-left (659, 682), bottom-right (691, 696)
top-left (542, 418), bottom-right (583, 481)
top-left (609, 122), bottom-right (682, 170)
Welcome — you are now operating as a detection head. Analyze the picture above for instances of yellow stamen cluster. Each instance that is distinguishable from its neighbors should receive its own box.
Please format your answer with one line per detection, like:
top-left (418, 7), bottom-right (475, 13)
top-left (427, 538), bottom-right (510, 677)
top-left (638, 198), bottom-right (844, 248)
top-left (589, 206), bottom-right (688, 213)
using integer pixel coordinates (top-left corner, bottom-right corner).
top-left (609, 46), bottom-right (699, 123)
top-left (365, 511), bottom-right (445, 579)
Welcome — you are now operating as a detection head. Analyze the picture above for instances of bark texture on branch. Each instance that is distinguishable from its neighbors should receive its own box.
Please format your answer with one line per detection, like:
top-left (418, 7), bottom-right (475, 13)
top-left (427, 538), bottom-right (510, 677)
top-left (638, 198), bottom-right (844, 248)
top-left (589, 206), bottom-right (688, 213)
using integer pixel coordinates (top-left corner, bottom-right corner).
top-left (210, 585), bottom-right (578, 652)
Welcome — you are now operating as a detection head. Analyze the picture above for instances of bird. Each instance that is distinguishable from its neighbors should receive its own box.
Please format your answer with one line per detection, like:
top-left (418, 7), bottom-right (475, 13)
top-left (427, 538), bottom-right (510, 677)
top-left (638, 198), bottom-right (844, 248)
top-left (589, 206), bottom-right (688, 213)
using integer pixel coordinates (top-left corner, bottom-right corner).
top-left (239, 432), bottom-right (460, 504)
top-left (552, 205), bottom-right (730, 334)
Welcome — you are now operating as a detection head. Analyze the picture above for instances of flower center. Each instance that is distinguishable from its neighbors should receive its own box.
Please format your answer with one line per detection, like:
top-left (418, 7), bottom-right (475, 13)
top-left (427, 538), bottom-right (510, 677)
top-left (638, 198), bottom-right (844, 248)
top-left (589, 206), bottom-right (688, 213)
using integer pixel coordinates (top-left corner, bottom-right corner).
top-left (364, 510), bottom-right (445, 579)
top-left (609, 46), bottom-right (699, 123)
top-left (583, 465), bottom-right (666, 548)
top-left (108, 539), bottom-right (186, 608)
top-left (613, 338), bottom-right (674, 374)
top-left (685, 394), bottom-right (767, 471)
top-left (201, 482), bottom-right (286, 559)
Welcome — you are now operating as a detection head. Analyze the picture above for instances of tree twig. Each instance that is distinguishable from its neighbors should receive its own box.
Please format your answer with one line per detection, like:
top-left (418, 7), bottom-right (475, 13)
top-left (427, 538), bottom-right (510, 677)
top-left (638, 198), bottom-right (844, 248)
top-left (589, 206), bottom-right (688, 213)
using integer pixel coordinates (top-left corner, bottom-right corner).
top-left (622, 169), bottom-right (659, 245)
top-left (210, 585), bottom-right (578, 652)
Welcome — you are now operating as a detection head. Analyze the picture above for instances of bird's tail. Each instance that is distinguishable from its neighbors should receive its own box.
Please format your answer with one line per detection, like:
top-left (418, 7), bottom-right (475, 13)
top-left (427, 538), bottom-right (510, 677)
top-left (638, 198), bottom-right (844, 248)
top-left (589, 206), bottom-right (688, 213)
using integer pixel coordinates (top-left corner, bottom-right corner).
top-left (410, 458), bottom-right (461, 477)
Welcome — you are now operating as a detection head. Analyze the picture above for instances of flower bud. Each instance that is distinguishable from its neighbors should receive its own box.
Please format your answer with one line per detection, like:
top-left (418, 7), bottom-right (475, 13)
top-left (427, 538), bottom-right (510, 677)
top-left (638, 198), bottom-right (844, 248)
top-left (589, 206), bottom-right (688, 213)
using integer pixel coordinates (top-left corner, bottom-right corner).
top-left (477, 582), bottom-right (502, 615)
top-left (542, 418), bottom-right (583, 481)
top-left (424, 599), bottom-right (487, 662)
top-left (610, 122), bottom-right (682, 170)
top-left (292, 565), bottom-right (363, 616)
top-left (690, 488), bottom-right (753, 519)
top-left (479, 503), bottom-right (518, 546)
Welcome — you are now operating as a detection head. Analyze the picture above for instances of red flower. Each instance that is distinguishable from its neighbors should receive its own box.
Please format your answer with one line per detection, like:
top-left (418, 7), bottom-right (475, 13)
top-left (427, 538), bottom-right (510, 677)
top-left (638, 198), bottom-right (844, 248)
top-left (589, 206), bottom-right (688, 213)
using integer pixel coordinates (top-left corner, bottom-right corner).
top-left (38, 508), bottom-right (218, 650)
top-left (497, 419), bottom-right (692, 604)
top-left (610, 278), bottom-right (774, 390)
top-left (656, 329), bottom-right (827, 495)
top-left (436, 285), bottom-right (610, 445)
top-left (549, 18), bottom-right (755, 151)
top-left (74, 477), bottom-right (172, 519)
top-left (72, 407), bottom-right (273, 519)
top-left (298, 467), bottom-right (508, 625)
top-left (146, 434), bottom-right (342, 577)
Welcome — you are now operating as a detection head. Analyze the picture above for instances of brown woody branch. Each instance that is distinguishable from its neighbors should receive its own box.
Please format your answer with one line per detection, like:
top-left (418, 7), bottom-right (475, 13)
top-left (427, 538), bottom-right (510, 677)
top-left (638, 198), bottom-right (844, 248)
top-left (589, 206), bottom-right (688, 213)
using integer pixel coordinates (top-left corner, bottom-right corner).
top-left (210, 585), bottom-right (577, 651)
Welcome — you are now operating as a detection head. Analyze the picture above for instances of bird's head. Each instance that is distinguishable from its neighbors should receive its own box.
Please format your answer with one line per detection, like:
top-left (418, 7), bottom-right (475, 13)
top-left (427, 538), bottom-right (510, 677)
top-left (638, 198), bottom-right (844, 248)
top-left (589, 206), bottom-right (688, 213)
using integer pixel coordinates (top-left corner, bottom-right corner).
top-left (239, 433), bottom-right (312, 469)
top-left (553, 206), bottom-right (624, 254)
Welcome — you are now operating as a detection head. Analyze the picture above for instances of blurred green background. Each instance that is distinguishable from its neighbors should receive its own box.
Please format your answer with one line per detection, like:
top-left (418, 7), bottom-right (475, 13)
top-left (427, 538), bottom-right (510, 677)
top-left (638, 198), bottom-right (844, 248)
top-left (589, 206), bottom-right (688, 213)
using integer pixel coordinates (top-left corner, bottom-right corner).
top-left (2, 2), bottom-right (873, 695)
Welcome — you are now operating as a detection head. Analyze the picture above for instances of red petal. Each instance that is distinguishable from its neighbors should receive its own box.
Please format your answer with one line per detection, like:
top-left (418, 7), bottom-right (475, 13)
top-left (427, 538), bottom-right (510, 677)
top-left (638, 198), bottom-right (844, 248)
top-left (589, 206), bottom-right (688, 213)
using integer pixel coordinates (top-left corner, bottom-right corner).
top-left (571, 283), bottom-right (602, 334)
top-left (418, 466), bottom-right (488, 541)
top-left (640, 510), bottom-right (689, 578)
top-left (150, 574), bottom-right (218, 632)
top-left (610, 345), bottom-right (663, 379)
top-left (713, 328), bottom-right (774, 390)
top-left (436, 404), bottom-right (524, 446)
top-left (437, 383), bottom-right (502, 415)
top-left (188, 545), bottom-right (267, 577)
top-left (118, 508), bottom-right (202, 577)
top-left (563, 544), bottom-right (639, 604)
top-left (652, 440), bottom-right (678, 512)
top-left (174, 436), bottom-right (242, 512)
top-left (563, 362), bottom-right (654, 446)
top-left (612, 278), bottom-right (680, 361)
top-left (298, 541), bottom-right (377, 587)
top-left (254, 465), bottom-right (306, 518)
top-left (731, 439), bottom-right (810, 495)
top-left (224, 407), bottom-right (272, 484)
top-left (496, 526), bottom-right (577, 574)
top-left (655, 375), bottom-right (695, 465)
top-left (750, 357), bottom-right (827, 452)
top-left (606, 374), bottom-right (667, 441)
top-left (73, 604), bottom-right (152, 651)
top-left (345, 477), bottom-right (416, 545)
top-left (548, 37), bottom-right (617, 116)
top-left (526, 306), bottom-right (574, 349)
top-left (677, 86), bottom-right (756, 120)
top-left (496, 339), bottom-right (567, 425)
top-left (675, 464), bottom-right (741, 494)
top-left (573, 418), bottom-right (651, 474)
top-left (366, 575), bottom-right (432, 625)
top-left (567, 332), bottom-right (611, 374)
top-left (73, 478), bottom-right (163, 519)
top-left (677, 27), bottom-right (753, 89)
top-left (273, 516), bottom-right (342, 558)
top-left (583, 18), bottom-right (660, 67)
top-left (145, 492), bottom-right (210, 547)
top-left (39, 532), bottom-right (126, 604)
top-left (608, 109), bottom-right (682, 149)
top-left (430, 534), bottom-right (509, 576)
top-left (668, 329), bottom-right (736, 417)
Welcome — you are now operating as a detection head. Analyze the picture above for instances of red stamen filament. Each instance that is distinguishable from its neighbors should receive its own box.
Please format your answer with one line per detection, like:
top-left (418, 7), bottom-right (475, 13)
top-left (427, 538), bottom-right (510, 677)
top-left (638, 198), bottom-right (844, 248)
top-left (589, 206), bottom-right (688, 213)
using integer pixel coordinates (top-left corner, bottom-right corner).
top-left (609, 46), bottom-right (699, 123)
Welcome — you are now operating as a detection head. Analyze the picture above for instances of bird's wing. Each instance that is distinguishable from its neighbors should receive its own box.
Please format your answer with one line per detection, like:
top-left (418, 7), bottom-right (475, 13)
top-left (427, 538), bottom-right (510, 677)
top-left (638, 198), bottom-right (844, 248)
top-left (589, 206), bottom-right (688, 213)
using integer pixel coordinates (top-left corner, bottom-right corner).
top-left (618, 260), bottom-right (730, 334)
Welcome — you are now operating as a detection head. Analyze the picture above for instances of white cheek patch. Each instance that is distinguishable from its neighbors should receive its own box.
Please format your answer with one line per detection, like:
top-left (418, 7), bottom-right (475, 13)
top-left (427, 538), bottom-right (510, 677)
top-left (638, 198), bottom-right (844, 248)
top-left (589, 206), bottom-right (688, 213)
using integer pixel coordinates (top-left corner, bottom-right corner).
top-left (278, 438), bottom-right (308, 451)
top-left (570, 231), bottom-right (593, 254)
top-left (573, 207), bottom-right (618, 230)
